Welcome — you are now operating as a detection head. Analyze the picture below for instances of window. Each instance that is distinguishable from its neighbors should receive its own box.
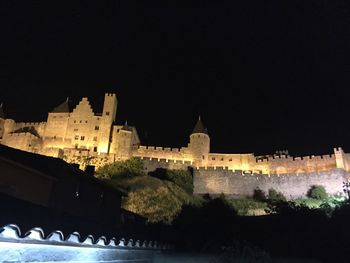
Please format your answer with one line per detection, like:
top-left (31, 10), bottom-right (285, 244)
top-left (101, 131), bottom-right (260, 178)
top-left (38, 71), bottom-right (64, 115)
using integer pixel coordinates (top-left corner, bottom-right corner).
top-left (79, 120), bottom-right (82, 123)
top-left (93, 136), bottom-right (97, 141)
top-left (95, 126), bottom-right (99, 130)
top-left (229, 158), bottom-right (232, 162)
top-left (106, 112), bottom-right (110, 116)
top-left (81, 136), bottom-right (85, 141)
top-left (74, 135), bottom-right (79, 140)
top-left (202, 155), bottom-right (205, 160)
top-left (212, 157), bottom-right (216, 160)
top-left (74, 120), bottom-right (76, 123)
top-left (93, 146), bottom-right (97, 152)
top-left (117, 129), bottom-right (120, 133)
top-left (75, 144), bottom-right (78, 149)
top-left (85, 121), bottom-right (88, 123)
top-left (221, 158), bottom-right (224, 161)
top-left (74, 128), bottom-right (78, 132)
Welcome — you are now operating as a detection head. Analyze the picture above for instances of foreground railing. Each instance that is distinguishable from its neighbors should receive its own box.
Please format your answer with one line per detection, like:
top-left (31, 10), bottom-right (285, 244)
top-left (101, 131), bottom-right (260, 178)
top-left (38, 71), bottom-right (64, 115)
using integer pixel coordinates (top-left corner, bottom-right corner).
top-left (0, 224), bottom-right (170, 263)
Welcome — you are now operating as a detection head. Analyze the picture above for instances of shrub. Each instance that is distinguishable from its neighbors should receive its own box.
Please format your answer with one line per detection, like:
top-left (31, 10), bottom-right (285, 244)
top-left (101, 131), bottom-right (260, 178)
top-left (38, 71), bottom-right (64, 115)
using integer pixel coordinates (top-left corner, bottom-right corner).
top-left (202, 193), bottom-right (212, 201)
top-left (122, 182), bottom-right (191, 224)
top-left (230, 199), bottom-right (268, 216)
top-left (268, 188), bottom-right (286, 202)
top-left (253, 188), bottom-right (266, 201)
top-left (95, 157), bottom-right (145, 179)
top-left (307, 185), bottom-right (328, 200)
top-left (148, 168), bottom-right (193, 194)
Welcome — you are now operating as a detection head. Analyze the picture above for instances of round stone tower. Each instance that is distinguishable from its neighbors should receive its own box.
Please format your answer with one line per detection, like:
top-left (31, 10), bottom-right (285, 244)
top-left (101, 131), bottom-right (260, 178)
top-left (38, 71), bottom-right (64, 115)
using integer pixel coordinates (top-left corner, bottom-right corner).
top-left (188, 116), bottom-right (210, 167)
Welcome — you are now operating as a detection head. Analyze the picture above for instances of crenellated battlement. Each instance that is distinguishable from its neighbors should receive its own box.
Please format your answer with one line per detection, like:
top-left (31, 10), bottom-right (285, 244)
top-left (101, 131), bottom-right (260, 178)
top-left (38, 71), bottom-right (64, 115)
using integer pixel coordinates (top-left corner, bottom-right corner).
top-left (15, 122), bottom-right (46, 127)
top-left (133, 145), bottom-right (190, 164)
top-left (6, 132), bottom-right (38, 137)
top-left (256, 153), bottom-right (335, 163)
top-left (194, 167), bottom-right (348, 199)
top-left (137, 145), bottom-right (181, 152)
top-left (136, 156), bottom-right (192, 165)
top-left (195, 166), bottom-right (341, 178)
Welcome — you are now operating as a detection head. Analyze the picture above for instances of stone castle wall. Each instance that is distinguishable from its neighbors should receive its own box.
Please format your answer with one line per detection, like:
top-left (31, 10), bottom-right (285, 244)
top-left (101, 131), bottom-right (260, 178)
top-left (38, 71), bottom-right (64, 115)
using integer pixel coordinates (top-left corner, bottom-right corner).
top-left (1, 92), bottom-right (350, 200)
top-left (257, 153), bottom-right (337, 174)
top-left (13, 122), bottom-right (46, 137)
top-left (2, 132), bottom-right (42, 153)
top-left (132, 145), bottom-right (192, 162)
top-left (207, 153), bottom-right (257, 171)
top-left (194, 167), bottom-right (348, 199)
top-left (137, 157), bottom-right (192, 172)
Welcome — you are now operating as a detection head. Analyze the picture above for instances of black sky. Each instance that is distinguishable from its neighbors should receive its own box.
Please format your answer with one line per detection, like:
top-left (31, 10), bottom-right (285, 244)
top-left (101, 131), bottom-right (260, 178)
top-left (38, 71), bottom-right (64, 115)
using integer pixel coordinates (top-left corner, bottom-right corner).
top-left (1, 1), bottom-right (350, 156)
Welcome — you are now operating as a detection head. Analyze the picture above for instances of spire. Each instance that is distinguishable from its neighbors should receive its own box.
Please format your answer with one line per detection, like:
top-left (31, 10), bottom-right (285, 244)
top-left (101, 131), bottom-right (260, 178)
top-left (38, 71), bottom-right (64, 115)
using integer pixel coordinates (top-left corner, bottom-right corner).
top-left (192, 116), bottom-right (208, 135)
top-left (52, 98), bottom-right (70, 113)
top-left (122, 120), bottom-right (132, 131)
top-left (0, 103), bottom-right (4, 119)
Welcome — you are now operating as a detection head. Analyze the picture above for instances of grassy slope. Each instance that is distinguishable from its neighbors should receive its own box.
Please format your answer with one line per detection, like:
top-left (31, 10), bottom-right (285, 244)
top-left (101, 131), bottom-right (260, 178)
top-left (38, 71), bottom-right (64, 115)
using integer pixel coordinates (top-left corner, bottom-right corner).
top-left (105, 175), bottom-right (201, 224)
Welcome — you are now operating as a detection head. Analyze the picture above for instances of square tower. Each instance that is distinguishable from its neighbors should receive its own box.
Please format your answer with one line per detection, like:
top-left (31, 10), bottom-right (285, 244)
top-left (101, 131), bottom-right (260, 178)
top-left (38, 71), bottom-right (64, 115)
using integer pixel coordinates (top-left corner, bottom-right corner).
top-left (97, 93), bottom-right (118, 153)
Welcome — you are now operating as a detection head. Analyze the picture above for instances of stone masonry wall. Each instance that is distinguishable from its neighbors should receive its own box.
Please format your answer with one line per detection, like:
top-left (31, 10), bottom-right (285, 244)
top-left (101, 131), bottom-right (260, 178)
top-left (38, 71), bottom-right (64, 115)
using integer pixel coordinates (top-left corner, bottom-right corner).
top-left (194, 167), bottom-right (348, 199)
top-left (138, 157), bottom-right (192, 173)
top-left (133, 146), bottom-right (192, 162)
top-left (257, 154), bottom-right (337, 174)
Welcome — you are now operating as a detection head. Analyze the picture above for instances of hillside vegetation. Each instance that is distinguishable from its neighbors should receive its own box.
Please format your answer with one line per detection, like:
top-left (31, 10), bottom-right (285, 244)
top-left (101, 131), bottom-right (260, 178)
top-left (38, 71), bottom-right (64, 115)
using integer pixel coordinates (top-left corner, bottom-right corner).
top-left (96, 159), bottom-right (345, 224)
top-left (95, 158), bottom-right (201, 224)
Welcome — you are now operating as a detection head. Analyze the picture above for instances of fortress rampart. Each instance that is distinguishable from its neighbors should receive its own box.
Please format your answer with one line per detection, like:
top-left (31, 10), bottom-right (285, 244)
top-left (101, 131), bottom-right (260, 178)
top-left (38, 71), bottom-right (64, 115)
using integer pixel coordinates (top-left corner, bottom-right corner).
top-left (2, 132), bottom-right (42, 153)
top-left (13, 122), bottom-right (46, 137)
top-left (1, 93), bottom-right (350, 199)
top-left (194, 167), bottom-right (348, 199)
top-left (258, 153), bottom-right (337, 174)
top-left (132, 145), bottom-right (192, 163)
top-left (136, 157), bottom-right (192, 172)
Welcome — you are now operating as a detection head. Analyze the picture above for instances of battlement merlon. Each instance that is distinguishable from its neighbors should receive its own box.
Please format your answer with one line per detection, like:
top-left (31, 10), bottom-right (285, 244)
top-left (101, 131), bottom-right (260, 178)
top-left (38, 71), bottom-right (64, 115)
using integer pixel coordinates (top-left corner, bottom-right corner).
top-left (105, 93), bottom-right (117, 98)
top-left (257, 154), bottom-right (335, 162)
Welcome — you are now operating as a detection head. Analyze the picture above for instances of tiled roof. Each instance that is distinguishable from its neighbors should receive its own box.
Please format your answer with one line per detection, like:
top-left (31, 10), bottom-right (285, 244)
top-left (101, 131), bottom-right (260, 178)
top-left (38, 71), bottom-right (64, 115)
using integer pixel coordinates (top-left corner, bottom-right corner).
top-left (52, 99), bottom-right (70, 113)
top-left (192, 116), bottom-right (208, 135)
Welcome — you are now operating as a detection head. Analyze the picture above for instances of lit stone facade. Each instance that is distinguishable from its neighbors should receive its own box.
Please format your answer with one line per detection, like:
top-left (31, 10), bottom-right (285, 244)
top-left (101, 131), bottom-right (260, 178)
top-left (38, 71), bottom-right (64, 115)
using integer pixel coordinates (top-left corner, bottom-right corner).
top-left (0, 93), bottom-right (349, 198)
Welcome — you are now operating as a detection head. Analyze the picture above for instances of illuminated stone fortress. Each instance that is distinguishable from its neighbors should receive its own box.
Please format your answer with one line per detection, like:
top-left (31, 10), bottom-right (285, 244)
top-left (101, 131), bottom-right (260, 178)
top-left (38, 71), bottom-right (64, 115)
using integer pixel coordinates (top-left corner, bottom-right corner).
top-left (1, 93), bottom-right (349, 198)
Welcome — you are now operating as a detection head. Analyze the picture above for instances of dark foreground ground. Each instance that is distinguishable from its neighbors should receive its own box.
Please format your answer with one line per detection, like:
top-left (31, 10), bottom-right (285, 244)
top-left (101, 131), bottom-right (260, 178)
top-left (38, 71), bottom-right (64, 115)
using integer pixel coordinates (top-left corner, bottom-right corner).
top-left (1, 193), bottom-right (348, 263)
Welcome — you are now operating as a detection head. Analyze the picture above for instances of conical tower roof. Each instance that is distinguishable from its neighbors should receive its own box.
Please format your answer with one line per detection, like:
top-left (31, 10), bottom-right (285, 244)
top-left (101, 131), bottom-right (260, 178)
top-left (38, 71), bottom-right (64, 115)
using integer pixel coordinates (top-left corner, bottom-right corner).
top-left (52, 98), bottom-right (70, 113)
top-left (192, 116), bottom-right (208, 135)
top-left (0, 103), bottom-right (4, 119)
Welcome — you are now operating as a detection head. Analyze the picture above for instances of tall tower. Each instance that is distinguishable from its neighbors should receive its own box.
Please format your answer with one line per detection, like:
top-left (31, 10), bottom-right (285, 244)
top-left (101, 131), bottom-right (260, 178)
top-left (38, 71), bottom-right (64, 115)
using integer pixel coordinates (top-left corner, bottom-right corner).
top-left (188, 116), bottom-right (210, 167)
top-left (97, 93), bottom-right (118, 153)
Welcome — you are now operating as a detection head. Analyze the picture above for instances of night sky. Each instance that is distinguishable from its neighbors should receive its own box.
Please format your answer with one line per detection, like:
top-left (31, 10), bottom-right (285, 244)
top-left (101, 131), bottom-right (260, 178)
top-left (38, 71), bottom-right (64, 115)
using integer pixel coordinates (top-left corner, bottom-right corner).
top-left (1, 1), bottom-right (350, 156)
